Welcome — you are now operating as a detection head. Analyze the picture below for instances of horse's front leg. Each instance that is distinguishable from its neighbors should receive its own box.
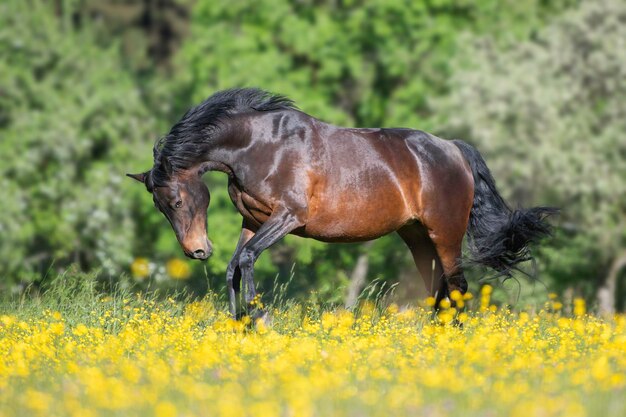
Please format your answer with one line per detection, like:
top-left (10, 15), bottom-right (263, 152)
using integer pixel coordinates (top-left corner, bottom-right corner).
top-left (226, 222), bottom-right (255, 318)
top-left (237, 209), bottom-right (304, 317)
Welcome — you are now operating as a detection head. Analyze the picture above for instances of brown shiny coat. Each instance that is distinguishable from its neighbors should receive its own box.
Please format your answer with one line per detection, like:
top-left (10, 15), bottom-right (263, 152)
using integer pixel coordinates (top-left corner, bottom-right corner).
top-left (129, 88), bottom-right (555, 318)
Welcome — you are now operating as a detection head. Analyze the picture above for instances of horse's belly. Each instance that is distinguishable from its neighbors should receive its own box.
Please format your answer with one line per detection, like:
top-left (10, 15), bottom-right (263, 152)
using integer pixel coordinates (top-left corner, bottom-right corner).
top-left (300, 221), bottom-right (405, 242)
top-left (301, 189), bottom-right (413, 242)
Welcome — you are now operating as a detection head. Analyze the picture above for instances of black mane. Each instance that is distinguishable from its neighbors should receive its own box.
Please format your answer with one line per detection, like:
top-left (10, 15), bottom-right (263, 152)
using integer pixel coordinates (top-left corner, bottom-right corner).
top-left (151, 88), bottom-right (296, 186)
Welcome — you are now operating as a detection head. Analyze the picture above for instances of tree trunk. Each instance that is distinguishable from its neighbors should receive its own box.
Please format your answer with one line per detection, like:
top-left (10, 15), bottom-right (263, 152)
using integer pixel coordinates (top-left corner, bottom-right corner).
top-left (597, 251), bottom-right (626, 315)
top-left (345, 241), bottom-right (375, 308)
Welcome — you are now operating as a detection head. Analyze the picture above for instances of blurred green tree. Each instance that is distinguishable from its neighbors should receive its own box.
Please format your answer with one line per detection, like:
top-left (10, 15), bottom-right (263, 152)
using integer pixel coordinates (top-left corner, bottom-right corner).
top-left (0, 0), bottom-right (160, 289)
top-left (438, 0), bottom-right (626, 311)
top-left (72, 0), bottom-right (193, 74)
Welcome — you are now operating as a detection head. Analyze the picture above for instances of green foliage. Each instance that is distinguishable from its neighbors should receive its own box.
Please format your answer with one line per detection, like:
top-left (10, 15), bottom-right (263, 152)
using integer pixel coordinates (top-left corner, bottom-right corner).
top-left (75, 0), bottom-right (194, 73)
top-left (0, 1), bottom-right (158, 286)
top-left (177, 0), bottom-right (574, 128)
top-left (438, 0), bottom-right (626, 293)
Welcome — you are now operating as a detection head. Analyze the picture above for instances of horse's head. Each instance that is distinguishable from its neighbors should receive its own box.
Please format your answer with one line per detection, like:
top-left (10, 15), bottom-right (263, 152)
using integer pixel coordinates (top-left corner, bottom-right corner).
top-left (127, 165), bottom-right (213, 260)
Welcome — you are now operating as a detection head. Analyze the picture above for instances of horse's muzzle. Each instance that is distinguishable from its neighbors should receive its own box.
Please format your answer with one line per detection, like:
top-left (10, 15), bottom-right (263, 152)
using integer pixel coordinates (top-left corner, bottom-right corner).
top-left (183, 241), bottom-right (213, 260)
top-left (192, 248), bottom-right (212, 260)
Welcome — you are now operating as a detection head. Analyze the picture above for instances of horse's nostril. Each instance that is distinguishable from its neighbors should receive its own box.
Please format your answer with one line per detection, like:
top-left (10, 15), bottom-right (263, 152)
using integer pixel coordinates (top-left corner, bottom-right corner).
top-left (193, 249), bottom-right (206, 259)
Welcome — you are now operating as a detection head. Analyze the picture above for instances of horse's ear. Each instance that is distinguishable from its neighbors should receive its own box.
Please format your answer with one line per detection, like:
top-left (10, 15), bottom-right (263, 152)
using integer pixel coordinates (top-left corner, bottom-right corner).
top-left (126, 171), bottom-right (149, 183)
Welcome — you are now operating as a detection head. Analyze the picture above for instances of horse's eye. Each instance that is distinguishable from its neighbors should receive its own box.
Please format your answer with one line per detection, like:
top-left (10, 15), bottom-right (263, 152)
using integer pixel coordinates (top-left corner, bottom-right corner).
top-left (174, 200), bottom-right (182, 209)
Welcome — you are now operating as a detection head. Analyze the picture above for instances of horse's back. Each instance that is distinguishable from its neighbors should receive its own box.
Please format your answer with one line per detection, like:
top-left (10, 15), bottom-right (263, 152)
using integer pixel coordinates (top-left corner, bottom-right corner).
top-left (301, 122), bottom-right (472, 241)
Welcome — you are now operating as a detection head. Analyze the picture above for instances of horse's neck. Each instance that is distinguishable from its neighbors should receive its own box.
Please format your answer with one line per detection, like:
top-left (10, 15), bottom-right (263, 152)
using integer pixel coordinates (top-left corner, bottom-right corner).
top-left (197, 160), bottom-right (234, 177)
top-left (197, 119), bottom-right (251, 177)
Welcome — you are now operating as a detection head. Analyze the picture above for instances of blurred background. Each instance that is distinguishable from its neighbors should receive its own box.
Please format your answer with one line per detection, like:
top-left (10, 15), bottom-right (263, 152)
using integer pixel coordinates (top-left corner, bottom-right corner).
top-left (1, 0), bottom-right (624, 311)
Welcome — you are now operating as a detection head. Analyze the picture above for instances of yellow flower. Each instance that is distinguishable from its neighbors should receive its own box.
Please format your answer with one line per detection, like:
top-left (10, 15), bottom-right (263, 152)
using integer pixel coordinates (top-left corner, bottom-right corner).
top-left (573, 298), bottom-right (586, 316)
top-left (438, 310), bottom-right (454, 324)
top-left (449, 290), bottom-right (462, 302)
top-left (130, 257), bottom-right (150, 279)
top-left (49, 322), bottom-right (65, 335)
top-left (249, 294), bottom-right (264, 309)
top-left (0, 314), bottom-right (16, 327)
top-left (166, 259), bottom-right (191, 280)
top-left (5, 285), bottom-right (626, 417)
top-left (321, 311), bottom-right (337, 330)
top-left (425, 296), bottom-right (436, 307)
top-left (155, 401), bottom-right (177, 417)
top-left (481, 284), bottom-right (493, 295)
top-left (24, 389), bottom-right (52, 412)
top-left (73, 324), bottom-right (88, 337)
top-left (386, 303), bottom-right (399, 315)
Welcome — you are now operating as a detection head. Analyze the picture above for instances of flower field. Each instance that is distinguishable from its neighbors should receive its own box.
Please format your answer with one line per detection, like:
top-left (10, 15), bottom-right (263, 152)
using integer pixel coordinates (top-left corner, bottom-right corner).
top-left (1, 286), bottom-right (626, 417)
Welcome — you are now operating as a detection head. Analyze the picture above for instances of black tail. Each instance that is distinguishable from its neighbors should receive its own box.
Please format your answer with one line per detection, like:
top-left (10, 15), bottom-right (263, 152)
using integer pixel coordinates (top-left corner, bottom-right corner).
top-left (452, 140), bottom-right (558, 276)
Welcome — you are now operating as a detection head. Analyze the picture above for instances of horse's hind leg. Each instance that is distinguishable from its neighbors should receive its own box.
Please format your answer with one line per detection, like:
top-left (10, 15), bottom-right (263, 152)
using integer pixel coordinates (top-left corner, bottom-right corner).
top-left (397, 223), bottom-right (446, 298)
top-left (424, 221), bottom-right (468, 299)
top-left (417, 178), bottom-right (472, 300)
top-left (432, 239), bottom-right (467, 296)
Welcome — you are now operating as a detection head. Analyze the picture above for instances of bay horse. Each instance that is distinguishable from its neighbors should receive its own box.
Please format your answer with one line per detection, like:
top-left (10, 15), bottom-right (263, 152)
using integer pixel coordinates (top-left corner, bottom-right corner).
top-left (128, 88), bottom-right (556, 317)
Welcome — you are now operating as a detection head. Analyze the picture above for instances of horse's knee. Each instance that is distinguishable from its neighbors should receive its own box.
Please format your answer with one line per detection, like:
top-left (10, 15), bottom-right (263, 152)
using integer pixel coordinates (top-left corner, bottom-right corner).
top-left (238, 249), bottom-right (255, 271)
